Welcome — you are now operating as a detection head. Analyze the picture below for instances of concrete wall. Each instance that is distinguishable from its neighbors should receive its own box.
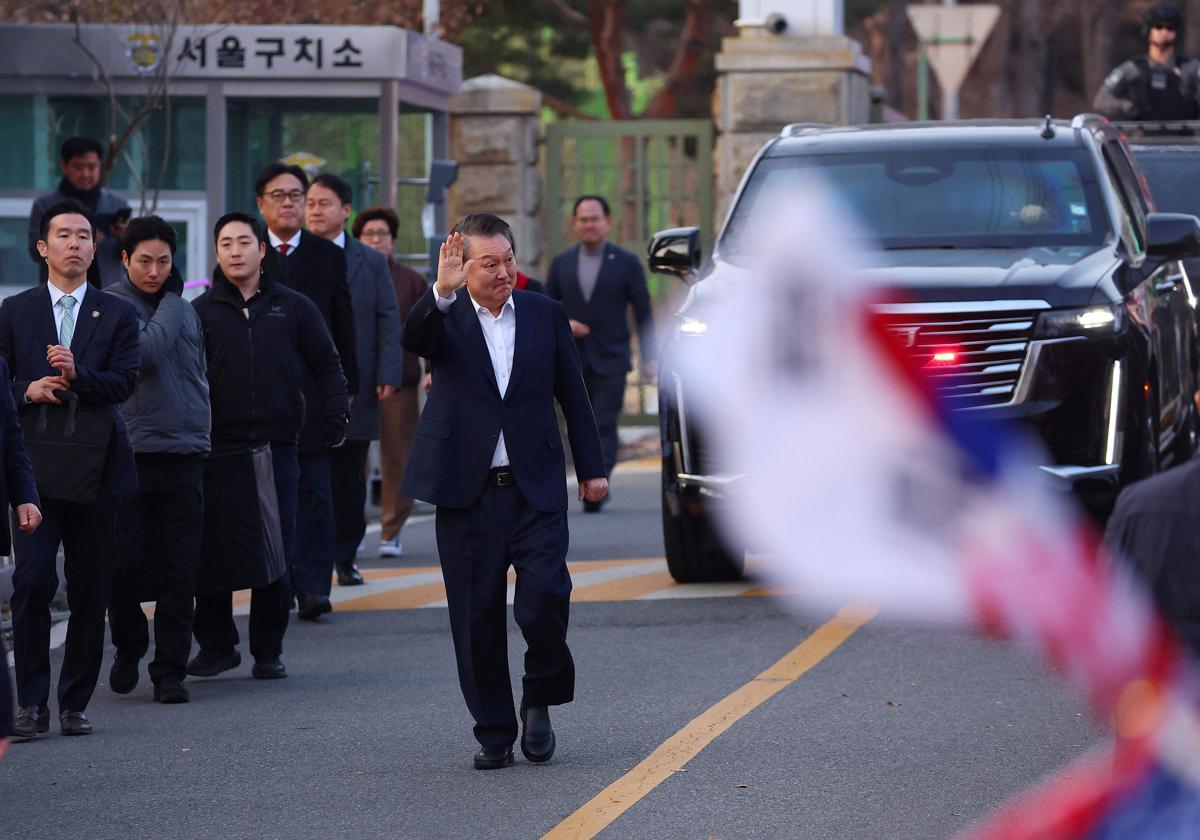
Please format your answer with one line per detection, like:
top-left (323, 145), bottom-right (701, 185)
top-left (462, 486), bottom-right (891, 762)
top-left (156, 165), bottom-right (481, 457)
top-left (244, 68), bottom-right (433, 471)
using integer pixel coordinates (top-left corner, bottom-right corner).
top-left (447, 74), bottom-right (543, 267)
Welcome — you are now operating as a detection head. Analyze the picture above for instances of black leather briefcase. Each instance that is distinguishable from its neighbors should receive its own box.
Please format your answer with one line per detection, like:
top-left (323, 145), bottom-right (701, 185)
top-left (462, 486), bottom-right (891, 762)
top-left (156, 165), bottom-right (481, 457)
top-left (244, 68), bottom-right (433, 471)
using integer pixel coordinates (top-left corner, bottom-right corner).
top-left (19, 390), bottom-right (113, 505)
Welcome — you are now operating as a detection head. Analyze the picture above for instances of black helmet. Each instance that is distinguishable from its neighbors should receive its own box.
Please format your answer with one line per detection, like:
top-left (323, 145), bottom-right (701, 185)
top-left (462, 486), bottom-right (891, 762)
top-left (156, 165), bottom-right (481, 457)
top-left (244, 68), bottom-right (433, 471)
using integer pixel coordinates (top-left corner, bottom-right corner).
top-left (1144, 3), bottom-right (1183, 33)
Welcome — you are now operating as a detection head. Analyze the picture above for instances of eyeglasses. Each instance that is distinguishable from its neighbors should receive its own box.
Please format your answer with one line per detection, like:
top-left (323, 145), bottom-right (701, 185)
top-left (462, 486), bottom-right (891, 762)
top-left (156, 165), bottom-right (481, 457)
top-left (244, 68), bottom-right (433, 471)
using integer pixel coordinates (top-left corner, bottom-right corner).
top-left (359, 229), bottom-right (392, 240)
top-left (264, 189), bottom-right (305, 204)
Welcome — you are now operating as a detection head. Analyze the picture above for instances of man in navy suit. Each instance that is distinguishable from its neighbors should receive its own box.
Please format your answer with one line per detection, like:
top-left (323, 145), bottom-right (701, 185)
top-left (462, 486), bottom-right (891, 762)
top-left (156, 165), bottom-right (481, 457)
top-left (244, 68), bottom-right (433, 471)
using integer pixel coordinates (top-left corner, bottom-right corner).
top-left (0, 199), bottom-right (140, 738)
top-left (0, 354), bottom-right (43, 752)
top-left (402, 214), bottom-right (607, 770)
top-left (546, 195), bottom-right (657, 511)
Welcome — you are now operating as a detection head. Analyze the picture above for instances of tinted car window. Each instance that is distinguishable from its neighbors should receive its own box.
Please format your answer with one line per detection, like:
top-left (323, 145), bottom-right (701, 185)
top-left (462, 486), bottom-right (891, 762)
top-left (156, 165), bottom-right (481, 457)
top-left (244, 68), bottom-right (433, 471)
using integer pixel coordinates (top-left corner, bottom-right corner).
top-left (721, 147), bottom-right (1108, 256)
top-left (1134, 150), bottom-right (1200, 218)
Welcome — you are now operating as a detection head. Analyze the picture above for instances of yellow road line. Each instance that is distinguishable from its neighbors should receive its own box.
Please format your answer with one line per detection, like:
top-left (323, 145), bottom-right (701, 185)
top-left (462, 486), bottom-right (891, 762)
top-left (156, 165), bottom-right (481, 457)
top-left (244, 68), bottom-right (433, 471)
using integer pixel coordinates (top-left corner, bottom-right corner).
top-left (571, 570), bottom-right (678, 602)
top-left (337, 581), bottom-right (449, 611)
top-left (542, 604), bottom-right (878, 840)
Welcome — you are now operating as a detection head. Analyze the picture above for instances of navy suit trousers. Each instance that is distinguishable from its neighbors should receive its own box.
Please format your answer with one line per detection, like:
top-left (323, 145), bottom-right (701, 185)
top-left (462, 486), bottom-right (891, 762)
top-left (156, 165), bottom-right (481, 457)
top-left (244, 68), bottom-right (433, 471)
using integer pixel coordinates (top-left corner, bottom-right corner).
top-left (435, 480), bottom-right (574, 748)
top-left (292, 451), bottom-right (336, 597)
top-left (583, 364), bottom-right (626, 478)
top-left (10, 495), bottom-right (119, 712)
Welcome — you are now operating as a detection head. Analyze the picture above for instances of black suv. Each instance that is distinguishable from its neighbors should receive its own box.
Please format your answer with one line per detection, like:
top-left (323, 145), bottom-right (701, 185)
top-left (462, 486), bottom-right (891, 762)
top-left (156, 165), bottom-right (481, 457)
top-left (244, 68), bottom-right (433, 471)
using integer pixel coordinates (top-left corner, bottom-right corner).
top-left (650, 115), bottom-right (1200, 582)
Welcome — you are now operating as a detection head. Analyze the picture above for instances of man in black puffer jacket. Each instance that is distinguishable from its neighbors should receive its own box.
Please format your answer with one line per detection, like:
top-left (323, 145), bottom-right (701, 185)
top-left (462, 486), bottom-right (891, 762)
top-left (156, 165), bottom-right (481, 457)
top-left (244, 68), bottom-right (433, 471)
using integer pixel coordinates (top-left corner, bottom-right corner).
top-left (189, 212), bottom-right (347, 682)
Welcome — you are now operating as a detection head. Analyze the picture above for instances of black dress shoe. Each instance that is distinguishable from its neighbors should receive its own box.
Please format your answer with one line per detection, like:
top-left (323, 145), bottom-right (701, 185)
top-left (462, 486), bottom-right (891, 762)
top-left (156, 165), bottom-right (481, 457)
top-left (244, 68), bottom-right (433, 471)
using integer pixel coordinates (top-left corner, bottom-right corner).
top-left (12, 706), bottom-right (50, 738)
top-left (153, 678), bottom-right (190, 704)
top-left (337, 563), bottom-right (365, 586)
top-left (297, 592), bottom-right (332, 621)
top-left (59, 710), bottom-right (93, 736)
top-left (108, 652), bottom-right (140, 695)
top-left (251, 658), bottom-right (288, 680)
top-left (520, 705), bottom-right (556, 763)
top-left (186, 649), bottom-right (241, 677)
top-left (474, 744), bottom-right (515, 770)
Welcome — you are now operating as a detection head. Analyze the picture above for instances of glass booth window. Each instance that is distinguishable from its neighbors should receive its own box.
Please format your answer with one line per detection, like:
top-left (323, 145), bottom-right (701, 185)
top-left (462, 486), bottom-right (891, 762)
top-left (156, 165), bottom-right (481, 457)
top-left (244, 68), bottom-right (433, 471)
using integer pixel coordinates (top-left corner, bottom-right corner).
top-left (0, 95), bottom-right (206, 192)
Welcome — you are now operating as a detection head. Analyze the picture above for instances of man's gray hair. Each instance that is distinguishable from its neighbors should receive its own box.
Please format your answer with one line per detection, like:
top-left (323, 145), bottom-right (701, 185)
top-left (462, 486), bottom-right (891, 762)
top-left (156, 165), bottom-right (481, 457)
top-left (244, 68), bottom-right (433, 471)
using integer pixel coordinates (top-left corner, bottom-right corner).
top-left (450, 213), bottom-right (516, 258)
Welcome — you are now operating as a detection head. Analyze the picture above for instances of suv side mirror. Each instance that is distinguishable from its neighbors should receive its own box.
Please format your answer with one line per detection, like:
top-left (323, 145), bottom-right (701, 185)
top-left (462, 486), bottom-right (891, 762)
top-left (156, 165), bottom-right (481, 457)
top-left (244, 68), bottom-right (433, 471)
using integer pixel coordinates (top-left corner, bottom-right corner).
top-left (1146, 212), bottom-right (1200, 259)
top-left (648, 227), bottom-right (701, 283)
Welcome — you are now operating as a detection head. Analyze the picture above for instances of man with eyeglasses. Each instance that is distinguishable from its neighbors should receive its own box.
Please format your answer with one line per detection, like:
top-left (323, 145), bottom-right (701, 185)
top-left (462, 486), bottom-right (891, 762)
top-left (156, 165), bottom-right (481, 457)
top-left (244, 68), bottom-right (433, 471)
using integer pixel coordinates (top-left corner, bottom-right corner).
top-left (255, 163), bottom-right (356, 622)
top-left (1095, 3), bottom-right (1200, 122)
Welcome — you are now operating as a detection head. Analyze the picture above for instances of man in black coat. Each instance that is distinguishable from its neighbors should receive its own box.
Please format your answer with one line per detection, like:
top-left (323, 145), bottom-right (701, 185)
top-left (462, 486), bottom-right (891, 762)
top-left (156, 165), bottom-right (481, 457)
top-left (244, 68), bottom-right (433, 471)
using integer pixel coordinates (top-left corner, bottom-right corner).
top-left (546, 195), bottom-right (656, 511)
top-left (256, 163), bottom-right (356, 620)
top-left (1105, 402), bottom-right (1200, 656)
top-left (0, 355), bottom-right (42, 751)
top-left (403, 214), bottom-right (607, 770)
top-left (1, 200), bottom-right (139, 738)
top-left (188, 212), bottom-right (348, 681)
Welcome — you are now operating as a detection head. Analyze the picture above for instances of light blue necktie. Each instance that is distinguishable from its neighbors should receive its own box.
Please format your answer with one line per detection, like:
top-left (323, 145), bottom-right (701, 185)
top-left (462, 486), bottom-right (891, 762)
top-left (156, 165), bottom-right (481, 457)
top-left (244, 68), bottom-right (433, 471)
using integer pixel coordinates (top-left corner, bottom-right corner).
top-left (60, 294), bottom-right (75, 347)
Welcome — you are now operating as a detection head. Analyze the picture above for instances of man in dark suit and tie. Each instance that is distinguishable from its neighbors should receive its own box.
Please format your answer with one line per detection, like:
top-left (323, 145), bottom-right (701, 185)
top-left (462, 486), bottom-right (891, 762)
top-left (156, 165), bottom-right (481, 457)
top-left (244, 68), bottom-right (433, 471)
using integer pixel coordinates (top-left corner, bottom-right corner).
top-left (403, 214), bottom-right (607, 770)
top-left (546, 195), bottom-right (657, 511)
top-left (303, 173), bottom-right (403, 602)
top-left (255, 163), bottom-right (356, 620)
top-left (0, 199), bottom-right (140, 738)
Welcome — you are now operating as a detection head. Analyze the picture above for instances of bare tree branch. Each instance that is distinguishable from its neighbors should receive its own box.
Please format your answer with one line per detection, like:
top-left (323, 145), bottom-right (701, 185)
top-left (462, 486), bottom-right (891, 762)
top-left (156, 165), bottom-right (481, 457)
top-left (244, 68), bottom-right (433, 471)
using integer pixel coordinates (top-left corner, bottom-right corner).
top-left (546, 0), bottom-right (588, 27)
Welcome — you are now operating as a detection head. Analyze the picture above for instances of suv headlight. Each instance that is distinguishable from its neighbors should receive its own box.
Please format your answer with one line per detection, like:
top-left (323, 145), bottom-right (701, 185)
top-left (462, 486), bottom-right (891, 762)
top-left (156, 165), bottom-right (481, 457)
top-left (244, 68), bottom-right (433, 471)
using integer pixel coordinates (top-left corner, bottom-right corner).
top-left (1033, 304), bottom-right (1125, 339)
top-left (676, 315), bottom-right (709, 337)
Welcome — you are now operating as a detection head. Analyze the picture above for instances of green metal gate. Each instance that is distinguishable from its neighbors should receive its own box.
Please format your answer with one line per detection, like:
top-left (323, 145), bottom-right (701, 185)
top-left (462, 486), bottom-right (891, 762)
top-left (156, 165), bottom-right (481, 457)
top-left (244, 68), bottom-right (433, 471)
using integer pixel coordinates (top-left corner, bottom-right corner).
top-left (543, 119), bottom-right (714, 424)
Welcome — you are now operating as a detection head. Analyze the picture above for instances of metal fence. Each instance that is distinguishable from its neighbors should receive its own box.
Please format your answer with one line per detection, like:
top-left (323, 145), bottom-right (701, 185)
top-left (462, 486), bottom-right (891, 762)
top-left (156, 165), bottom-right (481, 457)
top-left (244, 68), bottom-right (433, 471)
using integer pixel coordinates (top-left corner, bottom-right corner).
top-left (544, 119), bottom-right (714, 423)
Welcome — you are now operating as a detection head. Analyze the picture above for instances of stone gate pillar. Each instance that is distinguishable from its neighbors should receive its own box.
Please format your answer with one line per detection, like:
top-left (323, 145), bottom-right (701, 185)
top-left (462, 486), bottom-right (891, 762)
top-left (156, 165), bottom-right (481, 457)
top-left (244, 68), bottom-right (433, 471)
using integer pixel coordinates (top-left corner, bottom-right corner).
top-left (447, 74), bottom-right (543, 267)
top-left (714, 0), bottom-right (871, 223)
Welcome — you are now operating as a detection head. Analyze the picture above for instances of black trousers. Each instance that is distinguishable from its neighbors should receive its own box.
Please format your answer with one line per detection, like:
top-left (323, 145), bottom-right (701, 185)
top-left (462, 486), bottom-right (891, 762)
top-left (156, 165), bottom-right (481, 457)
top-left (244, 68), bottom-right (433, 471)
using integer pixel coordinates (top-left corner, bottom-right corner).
top-left (10, 495), bottom-right (119, 712)
top-left (331, 440), bottom-right (370, 575)
top-left (291, 451), bottom-right (335, 597)
top-left (435, 478), bottom-right (574, 748)
top-left (583, 365), bottom-right (626, 478)
top-left (193, 443), bottom-right (299, 661)
top-left (108, 453), bottom-right (204, 683)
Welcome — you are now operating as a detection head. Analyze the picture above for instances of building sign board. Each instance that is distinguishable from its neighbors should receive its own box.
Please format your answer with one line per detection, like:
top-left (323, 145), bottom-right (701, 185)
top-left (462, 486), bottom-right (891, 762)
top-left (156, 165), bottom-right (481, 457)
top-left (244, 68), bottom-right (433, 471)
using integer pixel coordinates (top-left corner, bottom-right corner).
top-left (0, 23), bottom-right (461, 94)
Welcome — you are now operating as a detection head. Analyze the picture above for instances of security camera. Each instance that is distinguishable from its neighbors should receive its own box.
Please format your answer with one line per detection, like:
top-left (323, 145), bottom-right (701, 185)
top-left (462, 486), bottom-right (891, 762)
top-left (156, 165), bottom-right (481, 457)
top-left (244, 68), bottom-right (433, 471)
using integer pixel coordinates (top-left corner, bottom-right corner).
top-left (765, 12), bottom-right (788, 34)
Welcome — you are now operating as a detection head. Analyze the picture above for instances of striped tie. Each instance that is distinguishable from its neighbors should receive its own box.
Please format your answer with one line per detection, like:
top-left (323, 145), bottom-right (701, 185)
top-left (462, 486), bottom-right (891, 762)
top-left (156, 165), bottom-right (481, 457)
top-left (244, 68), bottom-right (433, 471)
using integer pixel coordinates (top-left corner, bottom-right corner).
top-left (60, 294), bottom-right (75, 347)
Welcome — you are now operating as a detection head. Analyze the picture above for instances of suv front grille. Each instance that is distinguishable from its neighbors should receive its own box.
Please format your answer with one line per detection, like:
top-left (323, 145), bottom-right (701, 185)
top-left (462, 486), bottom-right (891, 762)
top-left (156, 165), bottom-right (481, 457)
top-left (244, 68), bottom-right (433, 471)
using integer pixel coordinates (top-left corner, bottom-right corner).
top-left (875, 304), bottom-right (1043, 409)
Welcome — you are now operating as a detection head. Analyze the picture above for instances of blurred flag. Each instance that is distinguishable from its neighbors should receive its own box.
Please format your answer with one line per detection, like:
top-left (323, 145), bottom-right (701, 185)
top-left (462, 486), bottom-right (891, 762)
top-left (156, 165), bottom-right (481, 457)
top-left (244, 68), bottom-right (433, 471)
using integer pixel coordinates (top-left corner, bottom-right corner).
top-left (675, 187), bottom-right (1200, 838)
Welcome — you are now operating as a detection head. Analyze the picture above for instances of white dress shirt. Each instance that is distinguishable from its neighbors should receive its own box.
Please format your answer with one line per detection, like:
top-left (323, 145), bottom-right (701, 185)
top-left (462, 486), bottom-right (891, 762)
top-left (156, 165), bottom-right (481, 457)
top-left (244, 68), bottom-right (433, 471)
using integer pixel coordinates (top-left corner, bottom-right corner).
top-left (332, 231), bottom-right (346, 249)
top-left (435, 287), bottom-right (515, 467)
top-left (48, 280), bottom-right (88, 344)
top-left (268, 229), bottom-right (302, 254)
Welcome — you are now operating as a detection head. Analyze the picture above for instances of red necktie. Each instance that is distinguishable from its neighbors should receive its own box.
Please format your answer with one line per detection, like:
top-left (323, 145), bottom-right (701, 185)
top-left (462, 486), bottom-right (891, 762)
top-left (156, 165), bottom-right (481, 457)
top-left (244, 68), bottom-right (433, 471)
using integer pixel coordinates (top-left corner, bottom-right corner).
top-left (278, 243), bottom-right (290, 257)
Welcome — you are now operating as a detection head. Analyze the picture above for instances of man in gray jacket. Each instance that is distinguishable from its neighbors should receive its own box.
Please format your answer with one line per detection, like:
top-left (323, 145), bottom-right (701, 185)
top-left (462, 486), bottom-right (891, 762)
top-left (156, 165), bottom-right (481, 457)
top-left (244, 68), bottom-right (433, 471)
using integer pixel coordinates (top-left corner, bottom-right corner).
top-left (304, 174), bottom-right (403, 606)
top-left (105, 215), bottom-right (210, 703)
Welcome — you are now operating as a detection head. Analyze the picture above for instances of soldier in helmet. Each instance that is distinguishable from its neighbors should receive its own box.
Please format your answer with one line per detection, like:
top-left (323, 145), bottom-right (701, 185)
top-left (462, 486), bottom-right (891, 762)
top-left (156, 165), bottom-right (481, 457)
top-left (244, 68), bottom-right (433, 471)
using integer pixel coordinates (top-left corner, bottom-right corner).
top-left (1094, 3), bottom-right (1200, 121)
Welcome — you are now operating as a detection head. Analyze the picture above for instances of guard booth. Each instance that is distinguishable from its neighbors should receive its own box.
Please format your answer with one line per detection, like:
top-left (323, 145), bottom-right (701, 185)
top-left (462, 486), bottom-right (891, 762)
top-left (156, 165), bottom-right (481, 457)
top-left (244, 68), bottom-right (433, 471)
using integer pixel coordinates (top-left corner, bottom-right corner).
top-left (0, 23), bottom-right (461, 293)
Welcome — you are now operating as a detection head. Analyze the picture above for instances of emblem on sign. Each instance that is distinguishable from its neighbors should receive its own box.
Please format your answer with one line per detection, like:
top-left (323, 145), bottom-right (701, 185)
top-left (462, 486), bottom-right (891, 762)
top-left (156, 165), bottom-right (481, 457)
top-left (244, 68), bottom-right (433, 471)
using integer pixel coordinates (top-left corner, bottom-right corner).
top-left (125, 32), bottom-right (162, 76)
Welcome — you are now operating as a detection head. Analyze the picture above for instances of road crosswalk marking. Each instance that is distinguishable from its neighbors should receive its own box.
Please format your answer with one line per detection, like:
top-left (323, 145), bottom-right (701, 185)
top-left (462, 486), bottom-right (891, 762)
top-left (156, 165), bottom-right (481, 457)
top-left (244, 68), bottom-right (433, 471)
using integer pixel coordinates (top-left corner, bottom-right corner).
top-left (222, 558), bottom-right (775, 616)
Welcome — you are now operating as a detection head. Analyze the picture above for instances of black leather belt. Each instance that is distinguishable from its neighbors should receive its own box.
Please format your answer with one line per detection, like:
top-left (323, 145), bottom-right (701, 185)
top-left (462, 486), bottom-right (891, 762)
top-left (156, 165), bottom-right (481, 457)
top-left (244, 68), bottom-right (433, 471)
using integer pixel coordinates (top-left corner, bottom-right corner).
top-left (489, 467), bottom-right (516, 486)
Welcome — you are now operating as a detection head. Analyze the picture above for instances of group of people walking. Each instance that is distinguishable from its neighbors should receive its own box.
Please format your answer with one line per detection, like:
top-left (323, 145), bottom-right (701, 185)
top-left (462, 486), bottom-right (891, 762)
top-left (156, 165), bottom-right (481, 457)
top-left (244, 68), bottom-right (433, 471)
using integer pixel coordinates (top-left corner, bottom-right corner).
top-left (1, 134), bottom-right (657, 770)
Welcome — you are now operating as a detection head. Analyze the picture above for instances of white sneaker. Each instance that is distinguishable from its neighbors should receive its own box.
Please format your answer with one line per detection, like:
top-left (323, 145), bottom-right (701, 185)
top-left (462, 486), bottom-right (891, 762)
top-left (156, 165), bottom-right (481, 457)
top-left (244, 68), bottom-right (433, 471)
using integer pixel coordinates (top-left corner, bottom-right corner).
top-left (379, 537), bottom-right (403, 558)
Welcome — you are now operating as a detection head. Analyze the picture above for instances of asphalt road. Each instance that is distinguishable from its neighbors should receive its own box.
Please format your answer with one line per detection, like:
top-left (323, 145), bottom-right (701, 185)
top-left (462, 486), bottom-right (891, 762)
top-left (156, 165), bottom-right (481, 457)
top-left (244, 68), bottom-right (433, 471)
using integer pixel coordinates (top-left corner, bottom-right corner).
top-left (0, 462), bottom-right (1100, 840)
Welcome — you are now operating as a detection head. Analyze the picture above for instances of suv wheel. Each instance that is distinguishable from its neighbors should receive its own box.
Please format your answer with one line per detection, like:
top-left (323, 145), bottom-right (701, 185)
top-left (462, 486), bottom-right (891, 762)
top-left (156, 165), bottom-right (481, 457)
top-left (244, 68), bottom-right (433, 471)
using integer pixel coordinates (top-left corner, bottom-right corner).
top-left (661, 463), bottom-right (744, 583)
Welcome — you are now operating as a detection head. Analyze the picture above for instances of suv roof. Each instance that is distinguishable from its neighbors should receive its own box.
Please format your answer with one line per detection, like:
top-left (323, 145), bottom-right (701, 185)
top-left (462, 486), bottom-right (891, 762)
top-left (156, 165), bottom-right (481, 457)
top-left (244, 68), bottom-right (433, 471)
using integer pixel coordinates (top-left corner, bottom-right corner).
top-left (767, 115), bottom-right (1117, 157)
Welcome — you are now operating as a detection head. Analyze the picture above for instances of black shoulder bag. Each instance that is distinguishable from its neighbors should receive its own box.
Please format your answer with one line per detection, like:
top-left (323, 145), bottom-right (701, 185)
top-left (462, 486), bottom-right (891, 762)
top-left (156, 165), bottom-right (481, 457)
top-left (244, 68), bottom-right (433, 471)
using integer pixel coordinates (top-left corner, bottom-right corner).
top-left (19, 390), bottom-right (113, 505)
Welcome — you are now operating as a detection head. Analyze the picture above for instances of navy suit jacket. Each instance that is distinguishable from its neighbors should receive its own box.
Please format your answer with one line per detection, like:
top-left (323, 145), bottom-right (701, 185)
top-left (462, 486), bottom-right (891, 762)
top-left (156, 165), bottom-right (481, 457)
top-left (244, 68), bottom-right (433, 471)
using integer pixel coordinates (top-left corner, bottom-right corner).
top-left (0, 356), bottom-right (39, 555)
top-left (546, 242), bottom-right (656, 376)
top-left (0, 284), bottom-right (140, 499)
top-left (400, 288), bottom-right (605, 512)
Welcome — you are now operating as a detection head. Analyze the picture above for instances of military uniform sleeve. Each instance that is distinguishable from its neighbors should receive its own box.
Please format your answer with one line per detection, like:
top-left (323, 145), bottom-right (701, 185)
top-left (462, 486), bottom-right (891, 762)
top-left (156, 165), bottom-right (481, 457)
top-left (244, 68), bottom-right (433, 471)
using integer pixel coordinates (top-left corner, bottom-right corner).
top-left (1094, 61), bottom-right (1142, 119)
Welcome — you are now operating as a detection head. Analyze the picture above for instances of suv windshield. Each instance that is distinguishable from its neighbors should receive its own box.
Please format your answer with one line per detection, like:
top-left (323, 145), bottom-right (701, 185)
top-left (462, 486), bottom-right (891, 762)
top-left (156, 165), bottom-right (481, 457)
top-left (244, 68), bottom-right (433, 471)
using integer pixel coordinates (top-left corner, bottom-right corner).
top-left (721, 147), bottom-right (1109, 256)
